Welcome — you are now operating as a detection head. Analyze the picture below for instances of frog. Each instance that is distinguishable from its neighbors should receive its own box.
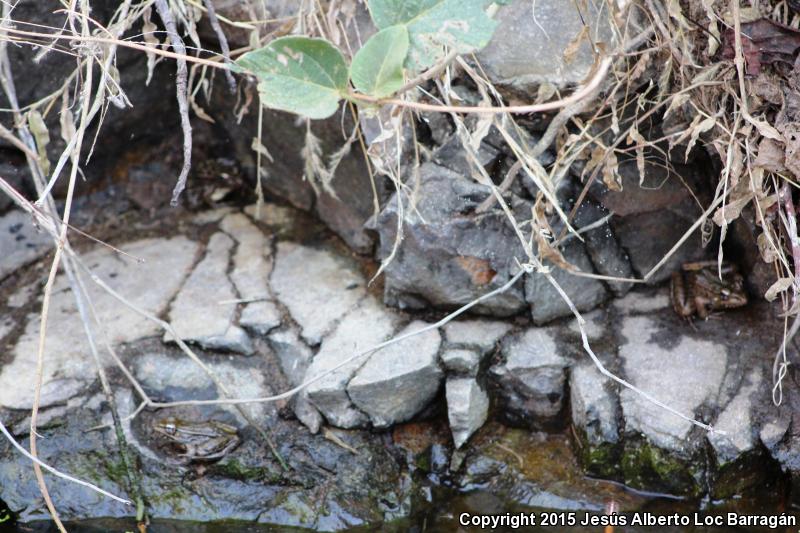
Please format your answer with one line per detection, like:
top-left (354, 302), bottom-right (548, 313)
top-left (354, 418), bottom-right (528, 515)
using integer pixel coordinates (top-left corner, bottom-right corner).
top-left (670, 261), bottom-right (748, 319)
top-left (152, 417), bottom-right (240, 463)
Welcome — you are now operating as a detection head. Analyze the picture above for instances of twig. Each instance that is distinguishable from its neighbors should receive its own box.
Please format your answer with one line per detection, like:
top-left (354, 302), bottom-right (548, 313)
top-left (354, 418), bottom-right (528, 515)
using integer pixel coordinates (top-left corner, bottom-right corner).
top-left (154, 0), bottom-right (193, 206)
top-left (202, 0), bottom-right (236, 92)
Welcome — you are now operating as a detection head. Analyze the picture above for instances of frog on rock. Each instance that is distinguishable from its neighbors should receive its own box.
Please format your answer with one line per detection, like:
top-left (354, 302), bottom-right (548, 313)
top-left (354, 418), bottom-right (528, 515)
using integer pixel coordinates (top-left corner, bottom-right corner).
top-left (670, 261), bottom-right (748, 319)
top-left (152, 417), bottom-right (241, 464)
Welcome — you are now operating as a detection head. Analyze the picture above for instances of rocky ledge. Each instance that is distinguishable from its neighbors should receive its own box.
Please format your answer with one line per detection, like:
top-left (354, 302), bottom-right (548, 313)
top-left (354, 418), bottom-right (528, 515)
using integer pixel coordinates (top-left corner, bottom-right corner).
top-left (0, 201), bottom-right (795, 527)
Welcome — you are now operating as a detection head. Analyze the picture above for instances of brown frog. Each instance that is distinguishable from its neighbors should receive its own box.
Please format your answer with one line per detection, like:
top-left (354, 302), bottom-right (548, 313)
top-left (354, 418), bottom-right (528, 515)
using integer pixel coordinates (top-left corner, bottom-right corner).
top-left (670, 261), bottom-right (748, 319)
top-left (152, 417), bottom-right (240, 464)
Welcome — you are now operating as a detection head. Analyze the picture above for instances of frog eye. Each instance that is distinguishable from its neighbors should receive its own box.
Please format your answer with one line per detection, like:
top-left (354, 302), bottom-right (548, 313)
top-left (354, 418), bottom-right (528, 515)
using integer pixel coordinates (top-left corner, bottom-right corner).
top-left (164, 423), bottom-right (177, 434)
top-left (720, 289), bottom-right (730, 299)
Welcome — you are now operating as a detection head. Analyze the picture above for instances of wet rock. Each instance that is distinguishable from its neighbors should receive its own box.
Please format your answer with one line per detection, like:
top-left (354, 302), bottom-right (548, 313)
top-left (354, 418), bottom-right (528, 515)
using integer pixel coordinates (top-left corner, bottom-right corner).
top-left (270, 242), bottom-right (365, 345)
top-left (457, 426), bottom-right (650, 512)
top-left (220, 212), bottom-right (272, 299)
top-left (489, 328), bottom-right (568, 427)
top-left (349, 321), bottom-right (443, 428)
top-left (525, 238), bottom-right (609, 324)
top-left (166, 232), bottom-right (253, 355)
top-left (446, 377), bottom-right (489, 448)
top-left (0, 237), bottom-right (198, 409)
top-left (573, 199), bottom-right (633, 296)
top-left (475, 0), bottom-right (625, 94)
top-left (570, 363), bottom-right (621, 477)
top-left (373, 163), bottom-right (528, 316)
top-left (0, 209), bottom-right (52, 282)
top-left (305, 297), bottom-right (400, 427)
top-left (443, 319), bottom-right (511, 353)
top-left (441, 349), bottom-right (481, 376)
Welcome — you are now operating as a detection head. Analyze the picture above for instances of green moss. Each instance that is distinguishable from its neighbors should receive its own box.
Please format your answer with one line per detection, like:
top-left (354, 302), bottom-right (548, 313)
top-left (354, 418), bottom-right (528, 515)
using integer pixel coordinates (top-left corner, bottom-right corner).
top-left (621, 439), bottom-right (701, 496)
top-left (212, 458), bottom-right (279, 482)
top-left (571, 426), bottom-right (621, 479)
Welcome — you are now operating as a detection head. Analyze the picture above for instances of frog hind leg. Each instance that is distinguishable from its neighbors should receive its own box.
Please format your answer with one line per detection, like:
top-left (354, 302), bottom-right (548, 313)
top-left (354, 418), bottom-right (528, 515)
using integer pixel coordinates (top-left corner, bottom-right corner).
top-left (694, 296), bottom-right (710, 320)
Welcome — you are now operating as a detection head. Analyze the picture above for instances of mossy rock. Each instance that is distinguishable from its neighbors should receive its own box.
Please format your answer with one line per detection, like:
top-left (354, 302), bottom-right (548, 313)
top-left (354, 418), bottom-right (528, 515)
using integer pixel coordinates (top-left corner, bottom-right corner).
top-left (621, 438), bottom-right (703, 496)
top-left (571, 425), bottom-right (622, 479)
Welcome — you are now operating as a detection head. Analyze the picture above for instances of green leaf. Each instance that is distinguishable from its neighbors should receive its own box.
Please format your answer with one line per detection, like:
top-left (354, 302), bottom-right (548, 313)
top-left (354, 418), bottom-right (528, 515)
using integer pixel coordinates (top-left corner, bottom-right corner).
top-left (236, 36), bottom-right (348, 119)
top-left (350, 25), bottom-right (409, 98)
top-left (368, 0), bottom-right (497, 70)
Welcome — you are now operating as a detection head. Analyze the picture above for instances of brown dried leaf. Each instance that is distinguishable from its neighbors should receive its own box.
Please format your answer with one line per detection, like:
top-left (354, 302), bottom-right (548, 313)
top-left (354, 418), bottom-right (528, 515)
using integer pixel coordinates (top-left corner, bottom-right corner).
top-left (765, 277), bottom-right (794, 301)
top-left (754, 138), bottom-right (786, 172)
top-left (602, 150), bottom-right (620, 191)
top-left (721, 18), bottom-right (800, 76)
top-left (757, 231), bottom-right (780, 263)
top-left (626, 128), bottom-right (646, 181)
top-left (685, 115), bottom-right (717, 162)
top-left (780, 122), bottom-right (800, 177)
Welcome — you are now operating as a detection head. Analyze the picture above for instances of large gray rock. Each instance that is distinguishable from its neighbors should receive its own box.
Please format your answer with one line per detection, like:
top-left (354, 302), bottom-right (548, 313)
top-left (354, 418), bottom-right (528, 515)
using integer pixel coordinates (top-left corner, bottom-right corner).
top-left (305, 297), bottom-right (400, 428)
top-left (618, 315), bottom-right (727, 452)
top-left (373, 163), bottom-right (528, 316)
top-left (441, 348), bottom-right (482, 376)
top-left (270, 242), bottom-right (366, 345)
top-left (524, 238), bottom-right (609, 324)
top-left (0, 237), bottom-right (198, 409)
top-left (166, 232), bottom-right (253, 354)
top-left (349, 321), bottom-right (443, 427)
top-left (475, 0), bottom-right (625, 94)
top-left (570, 363), bottom-right (621, 477)
top-left (708, 369), bottom-right (763, 463)
top-left (0, 209), bottom-right (52, 282)
top-left (446, 377), bottom-right (490, 448)
top-left (488, 328), bottom-right (568, 427)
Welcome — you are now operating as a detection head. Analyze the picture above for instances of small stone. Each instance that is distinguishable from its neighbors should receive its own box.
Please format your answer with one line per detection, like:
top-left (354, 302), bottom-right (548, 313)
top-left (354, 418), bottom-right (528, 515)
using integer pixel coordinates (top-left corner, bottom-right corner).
top-left (441, 348), bottom-right (481, 375)
top-left (268, 327), bottom-right (313, 386)
top-left (570, 363), bottom-right (619, 447)
top-left (270, 242), bottom-right (365, 345)
top-left (348, 321), bottom-right (443, 428)
top-left (240, 300), bottom-right (282, 336)
top-left (0, 209), bottom-right (53, 282)
top-left (443, 320), bottom-right (512, 353)
top-left (166, 232), bottom-right (253, 354)
top-left (567, 309), bottom-right (606, 340)
top-left (489, 328), bottom-right (568, 427)
top-left (305, 297), bottom-right (399, 428)
top-left (446, 377), bottom-right (489, 448)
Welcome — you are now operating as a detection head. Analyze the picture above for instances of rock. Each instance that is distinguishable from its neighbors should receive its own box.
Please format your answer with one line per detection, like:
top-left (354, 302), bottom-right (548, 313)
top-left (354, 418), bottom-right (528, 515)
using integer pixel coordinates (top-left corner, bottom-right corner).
top-left (219, 212), bottom-right (272, 300)
top-left (443, 319), bottom-right (511, 353)
top-left (570, 363), bottom-right (621, 477)
top-left (614, 289), bottom-right (670, 314)
top-left (709, 369), bottom-right (763, 463)
top-left (0, 159), bottom-right (32, 214)
top-left (573, 199), bottom-right (633, 296)
top-left (267, 327), bottom-right (313, 387)
top-left (0, 237), bottom-right (198, 410)
top-left (348, 321), bottom-right (443, 428)
top-left (431, 134), bottom-right (500, 176)
top-left (525, 238), bottom-right (609, 324)
top-left (567, 309), bottom-right (606, 340)
top-left (474, 0), bottom-right (625, 94)
top-left (373, 163), bottom-right (528, 316)
top-left (589, 160), bottom-right (709, 284)
top-left (0, 209), bottom-right (52, 282)
top-left (305, 297), bottom-right (400, 427)
top-left (489, 328), bottom-right (568, 427)
top-left (441, 348), bottom-right (482, 375)
top-left (166, 232), bottom-right (253, 355)
top-left (240, 300), bottom-right (282, 336)
top-left (270, 242), bottom-right (365, 345)
top-left (619, 315), bottom-right (727, 452)
top-left (446, 377), bottom-right (489, 448)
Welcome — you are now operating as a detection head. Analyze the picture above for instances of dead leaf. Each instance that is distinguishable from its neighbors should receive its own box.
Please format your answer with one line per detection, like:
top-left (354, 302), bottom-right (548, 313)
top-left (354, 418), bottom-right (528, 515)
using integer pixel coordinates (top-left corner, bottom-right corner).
top-left (721, 18), bottom-right (800, 76)
top-left (765, 277), bottom-right (794, 301)
top-left (626, 128), bottom-right (646, 180)
top-left (455, 256), bottom-right (496, 286)
top-left (754, 138), bottom-right (786, 172)
top-left (779, 122), bottom-right (800, 177)
top-left (758, 231), bottom-right (780, 263)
